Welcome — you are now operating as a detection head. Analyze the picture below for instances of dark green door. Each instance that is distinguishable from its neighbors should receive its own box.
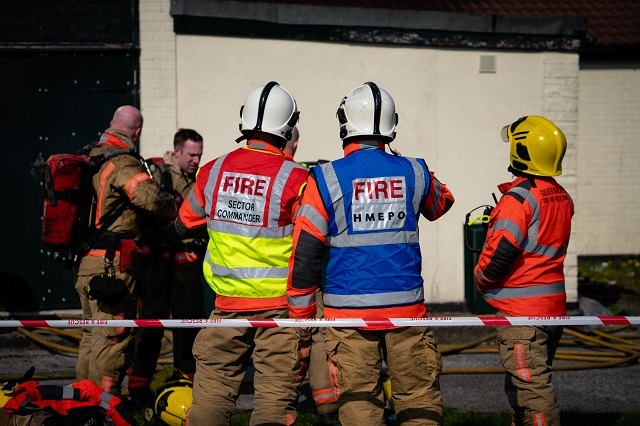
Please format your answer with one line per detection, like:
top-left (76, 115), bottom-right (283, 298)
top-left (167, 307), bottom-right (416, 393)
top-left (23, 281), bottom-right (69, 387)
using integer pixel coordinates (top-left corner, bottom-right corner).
top-left (0, 51), bottom-right (138, 311)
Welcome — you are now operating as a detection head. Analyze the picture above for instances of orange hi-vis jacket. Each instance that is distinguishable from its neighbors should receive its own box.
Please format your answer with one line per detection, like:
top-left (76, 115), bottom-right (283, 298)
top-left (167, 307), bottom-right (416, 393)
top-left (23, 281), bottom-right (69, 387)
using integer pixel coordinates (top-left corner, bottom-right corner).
top-left (176, 139), bottom-right (308, 312)
top-left (474, 175), bottom-right (574, 316)
top-left (287, 141), bottom-right (455, 327)
top-left (4, 379), bottom-right (137, 426)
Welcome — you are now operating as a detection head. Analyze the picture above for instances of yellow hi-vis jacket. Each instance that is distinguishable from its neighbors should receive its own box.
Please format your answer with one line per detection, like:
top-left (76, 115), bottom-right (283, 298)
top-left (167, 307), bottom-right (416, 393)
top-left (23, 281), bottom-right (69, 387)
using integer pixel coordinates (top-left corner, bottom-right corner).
top-left (176, 140), bottom-right (308, 312)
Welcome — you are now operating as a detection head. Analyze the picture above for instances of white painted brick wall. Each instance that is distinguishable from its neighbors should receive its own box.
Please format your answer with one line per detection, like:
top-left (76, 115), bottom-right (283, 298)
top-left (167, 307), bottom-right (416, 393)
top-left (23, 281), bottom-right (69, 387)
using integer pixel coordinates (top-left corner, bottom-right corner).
top-left (138, 0), bottom-right (177, 158)
top-left (543, 52), bottom-right (579, 304)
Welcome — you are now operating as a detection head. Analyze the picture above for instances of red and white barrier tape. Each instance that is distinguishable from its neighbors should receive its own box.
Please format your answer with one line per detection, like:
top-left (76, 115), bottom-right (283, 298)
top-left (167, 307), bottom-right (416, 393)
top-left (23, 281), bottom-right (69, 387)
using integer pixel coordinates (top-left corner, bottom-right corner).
top-left (0, 316), bottom-right (639, 328)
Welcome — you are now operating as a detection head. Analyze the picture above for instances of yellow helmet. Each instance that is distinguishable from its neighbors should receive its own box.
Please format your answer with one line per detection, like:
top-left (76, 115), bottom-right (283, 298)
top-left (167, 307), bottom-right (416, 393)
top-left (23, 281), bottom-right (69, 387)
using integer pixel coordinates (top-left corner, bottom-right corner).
top-left (1, 367), bottom-right (34, 408)
top-left (149, 367), bottom-right (193, 426)
top-left (501, 115), bottom-right (567, 177)
top-left (150, 367), bottom-right (191, 395)
top-left (154, 385), bottom-right (193, 426)
top-left (0, 384), bottom-right (13, 408)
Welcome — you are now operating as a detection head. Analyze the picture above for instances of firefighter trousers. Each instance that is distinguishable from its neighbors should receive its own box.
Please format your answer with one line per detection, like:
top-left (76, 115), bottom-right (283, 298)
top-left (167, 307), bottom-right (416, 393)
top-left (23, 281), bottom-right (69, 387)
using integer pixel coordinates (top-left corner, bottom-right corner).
top-left (325, 326), bottom-right (443, 426)
top-left (187, 308), bottom-right (305, 426)
top-left (307, 292), bottom-right (338, 416)
top-left (74, 255), bottom-right (138, 397)
top-left (497, 325), bottom-right (564, 426)
top-left (130, 257), bottom-right (204, 381)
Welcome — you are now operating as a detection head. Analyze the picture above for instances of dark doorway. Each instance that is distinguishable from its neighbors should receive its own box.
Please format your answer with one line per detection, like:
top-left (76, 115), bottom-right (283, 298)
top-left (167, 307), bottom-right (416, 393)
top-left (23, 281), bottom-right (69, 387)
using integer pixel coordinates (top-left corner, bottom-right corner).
top-left (0, 50), bottom-right (138, 310)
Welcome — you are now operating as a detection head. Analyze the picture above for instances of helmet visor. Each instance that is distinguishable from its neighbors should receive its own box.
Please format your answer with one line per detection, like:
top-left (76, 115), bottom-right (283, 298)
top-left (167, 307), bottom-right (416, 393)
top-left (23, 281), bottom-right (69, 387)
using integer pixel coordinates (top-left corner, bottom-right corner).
top-left (500, 125), bottom-right (509, 143)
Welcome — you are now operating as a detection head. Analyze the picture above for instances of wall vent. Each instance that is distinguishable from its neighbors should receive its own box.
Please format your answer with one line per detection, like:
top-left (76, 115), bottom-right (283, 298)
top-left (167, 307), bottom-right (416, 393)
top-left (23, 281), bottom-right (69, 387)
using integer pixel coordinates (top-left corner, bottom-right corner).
top-left (479, 55), bottom-right (496, 73)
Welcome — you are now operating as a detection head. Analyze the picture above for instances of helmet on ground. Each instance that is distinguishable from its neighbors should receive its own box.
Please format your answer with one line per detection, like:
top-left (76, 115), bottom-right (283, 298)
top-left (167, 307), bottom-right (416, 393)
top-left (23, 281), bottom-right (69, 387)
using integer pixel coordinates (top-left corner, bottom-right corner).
top-left (336, 82), bottom-right (398, 143)
top-left (501, 115), bottom-right (567, 177)
top-left (238, 81), bottom-right (299, 143)
top-left (150, 366), bottom-right (192, 396)
top-left (153, 384), bottom-right (192, 426)
top-left (149, 367), bottom-right (193, 426)
top-left (0, 384), bottom-right (12, 408)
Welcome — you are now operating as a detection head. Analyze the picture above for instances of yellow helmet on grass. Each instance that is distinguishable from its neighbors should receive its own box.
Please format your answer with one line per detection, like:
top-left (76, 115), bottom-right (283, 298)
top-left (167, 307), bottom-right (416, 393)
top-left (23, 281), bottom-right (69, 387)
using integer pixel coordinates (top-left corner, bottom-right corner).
top-left (153, 385), bottom-right (192, 426)
top-left (147, 367), bottom-right (193, 426)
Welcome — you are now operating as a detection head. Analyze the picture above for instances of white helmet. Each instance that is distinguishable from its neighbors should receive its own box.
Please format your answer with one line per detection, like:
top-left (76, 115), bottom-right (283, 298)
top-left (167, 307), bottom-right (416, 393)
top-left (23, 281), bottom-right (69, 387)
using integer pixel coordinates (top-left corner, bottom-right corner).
top-left (336, 82), bottom-right (398, 143)
top-left (237, 81), bottom-right (299, 144)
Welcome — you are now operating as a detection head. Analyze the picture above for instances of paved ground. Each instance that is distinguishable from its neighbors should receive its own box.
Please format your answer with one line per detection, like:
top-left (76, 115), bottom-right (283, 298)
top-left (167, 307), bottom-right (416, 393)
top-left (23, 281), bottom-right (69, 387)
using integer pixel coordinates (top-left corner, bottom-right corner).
top-left (1, 321), bottom-right (639, 415)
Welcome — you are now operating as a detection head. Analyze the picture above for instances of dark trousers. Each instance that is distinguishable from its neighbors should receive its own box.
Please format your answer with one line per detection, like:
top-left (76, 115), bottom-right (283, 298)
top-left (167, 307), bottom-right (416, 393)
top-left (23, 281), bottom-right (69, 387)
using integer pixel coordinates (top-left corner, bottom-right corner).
top-left (129, 254), bottom-right (205, 390)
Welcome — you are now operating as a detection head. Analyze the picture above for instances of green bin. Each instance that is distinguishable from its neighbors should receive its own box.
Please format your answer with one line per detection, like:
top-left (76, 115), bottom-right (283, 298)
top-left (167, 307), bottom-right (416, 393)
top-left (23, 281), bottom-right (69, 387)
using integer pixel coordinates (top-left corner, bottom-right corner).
top-left (463, 223), bottom-right (496, 314)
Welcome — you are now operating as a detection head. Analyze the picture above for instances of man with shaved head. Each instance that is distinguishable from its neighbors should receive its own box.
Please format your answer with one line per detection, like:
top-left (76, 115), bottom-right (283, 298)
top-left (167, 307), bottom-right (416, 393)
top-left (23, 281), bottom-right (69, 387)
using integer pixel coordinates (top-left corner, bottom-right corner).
top-left (110, 105), bottom-right (144, 147)
top-left (74, 105), bottom-right (177, 396)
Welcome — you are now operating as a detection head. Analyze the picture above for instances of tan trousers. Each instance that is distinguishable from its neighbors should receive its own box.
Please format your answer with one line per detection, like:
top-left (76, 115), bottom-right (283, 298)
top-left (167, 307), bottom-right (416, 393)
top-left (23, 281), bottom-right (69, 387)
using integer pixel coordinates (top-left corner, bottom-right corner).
top-left (308, 292), bottom-right (338, 415)
top-left (325, 326), bottom-right (443, 426)
top-left (187, 308), bottom-right (304, 426)
top-left (74, 255), bottom-right (137, 396)
top-left (498, 325), bottom-right (563, 426)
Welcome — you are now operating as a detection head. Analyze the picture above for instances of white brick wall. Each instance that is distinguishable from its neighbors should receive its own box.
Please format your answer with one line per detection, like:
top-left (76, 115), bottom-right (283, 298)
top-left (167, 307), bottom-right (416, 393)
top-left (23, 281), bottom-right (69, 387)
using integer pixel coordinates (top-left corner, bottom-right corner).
top-left (543, 52), bottom-right (580, 304)
top-left (138, 0), bottom-right (177, 158)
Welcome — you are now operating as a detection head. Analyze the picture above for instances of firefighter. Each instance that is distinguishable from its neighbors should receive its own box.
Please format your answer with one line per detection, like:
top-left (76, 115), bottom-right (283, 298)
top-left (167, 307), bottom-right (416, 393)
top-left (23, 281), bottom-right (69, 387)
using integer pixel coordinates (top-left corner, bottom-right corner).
top-left (283, 129), bottom-right (340, 422)
top-left (287, 82), bottom-right (455, 425)
top-left (175, 82), bottom-right (310, 425)
top-left (474, 116), bottom-right (574, 426)
top-left (128, 129), bottom-right (207, 406)
top-left (74, 106), bottom-right (177, 396)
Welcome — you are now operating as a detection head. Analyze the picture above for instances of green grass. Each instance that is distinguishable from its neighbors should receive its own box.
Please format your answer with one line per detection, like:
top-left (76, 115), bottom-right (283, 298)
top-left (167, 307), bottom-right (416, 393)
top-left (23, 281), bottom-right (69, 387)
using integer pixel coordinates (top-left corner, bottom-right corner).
top-left (578, 256), bottom-right (640, 289)
top-left (225, 409), bottom-right (640, 425)
top-left (136, 408), bottom-right (640, 425)
top-left (559, 411), bottom-right (640, 426)
top-left (578, 255), bottom-right (640, 315)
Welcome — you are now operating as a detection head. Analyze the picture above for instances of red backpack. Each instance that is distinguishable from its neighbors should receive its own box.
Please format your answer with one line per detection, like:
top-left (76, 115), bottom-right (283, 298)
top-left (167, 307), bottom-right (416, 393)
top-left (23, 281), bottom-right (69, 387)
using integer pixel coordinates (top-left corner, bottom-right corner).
top-left (34, 145), bottom-right (143, 268)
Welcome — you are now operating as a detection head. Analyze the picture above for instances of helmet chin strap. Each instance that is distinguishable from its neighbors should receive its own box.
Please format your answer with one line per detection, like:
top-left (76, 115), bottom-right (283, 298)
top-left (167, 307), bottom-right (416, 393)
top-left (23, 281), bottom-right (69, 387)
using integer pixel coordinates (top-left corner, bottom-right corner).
top-left (508, 165), bottom-right (528, 176)
top-left (508, 166), bottom-right (537, 187)
top-left (388, 142), bottom-right (399, 156)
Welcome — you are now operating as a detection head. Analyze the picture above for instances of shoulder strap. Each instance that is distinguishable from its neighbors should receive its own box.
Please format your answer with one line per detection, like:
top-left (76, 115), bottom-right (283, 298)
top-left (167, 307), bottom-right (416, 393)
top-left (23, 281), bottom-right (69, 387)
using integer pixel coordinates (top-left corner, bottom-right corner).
top-left (77, 148), bottom-right (154, 254)
top-left (87, 148), bottom-right (144, 170)
top-left (78, 202), bottom-right (129, 254)
top-left (81, 141), bottom-right (151, 177)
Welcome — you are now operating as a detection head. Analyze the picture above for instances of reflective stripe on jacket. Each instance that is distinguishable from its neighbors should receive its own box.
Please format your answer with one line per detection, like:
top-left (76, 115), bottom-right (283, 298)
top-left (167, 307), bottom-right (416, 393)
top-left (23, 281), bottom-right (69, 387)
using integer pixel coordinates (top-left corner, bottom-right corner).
top-left (89, 129), bottom-right (176, 237)
top-left (178, 139), bottom-right (308, 311)
top-left (288, 141), bottom-right (455, 325)
top-left (4, 379), bottom-right (137, 426)
top-left (474, 176), bottom-right (574, 316)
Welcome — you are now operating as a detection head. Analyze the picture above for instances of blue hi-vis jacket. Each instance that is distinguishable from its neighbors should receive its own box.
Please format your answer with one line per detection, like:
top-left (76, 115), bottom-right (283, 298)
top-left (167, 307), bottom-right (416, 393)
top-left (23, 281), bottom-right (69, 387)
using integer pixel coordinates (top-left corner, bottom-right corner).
top-left (313, 146), bottom-right (430, 311)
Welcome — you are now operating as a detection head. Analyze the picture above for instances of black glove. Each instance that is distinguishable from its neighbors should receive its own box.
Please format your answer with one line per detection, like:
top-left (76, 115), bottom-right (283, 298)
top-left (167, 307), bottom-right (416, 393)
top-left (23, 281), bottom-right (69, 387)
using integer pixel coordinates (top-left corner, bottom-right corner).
top-left (87, 275), bottom-right (128, 304)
